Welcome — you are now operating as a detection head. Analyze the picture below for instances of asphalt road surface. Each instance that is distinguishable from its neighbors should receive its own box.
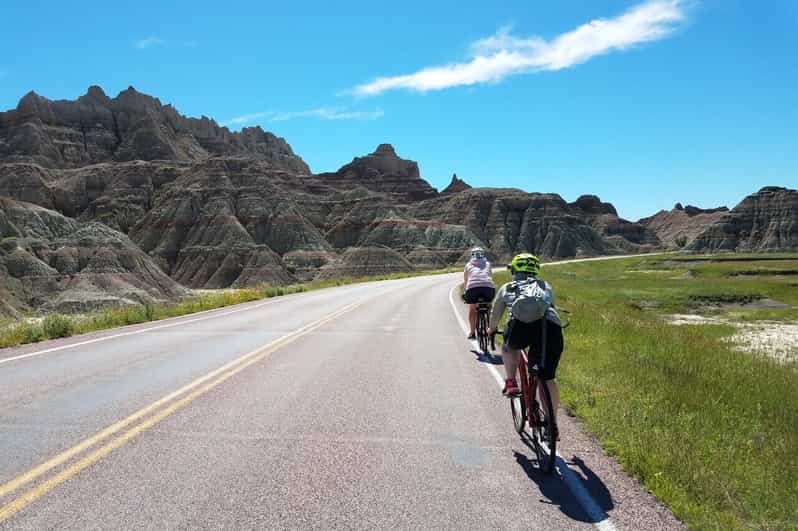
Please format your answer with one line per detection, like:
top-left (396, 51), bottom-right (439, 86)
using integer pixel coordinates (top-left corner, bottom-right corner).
top-left (0, 273), bottom-right (683, 530)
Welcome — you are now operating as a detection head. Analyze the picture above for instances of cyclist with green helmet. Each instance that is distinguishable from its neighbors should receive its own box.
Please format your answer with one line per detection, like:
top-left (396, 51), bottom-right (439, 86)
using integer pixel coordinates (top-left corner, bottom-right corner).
top-left (488, 253), bottom-right (563, 418)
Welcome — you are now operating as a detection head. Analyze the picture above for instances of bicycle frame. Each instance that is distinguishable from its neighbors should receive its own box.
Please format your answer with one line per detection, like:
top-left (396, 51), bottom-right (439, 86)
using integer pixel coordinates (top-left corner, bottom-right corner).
top-left (475, 300), bottom-right (492, 353)
top-left (499, 320), bottom-right (557, 473)
top-left (518, 349), bottom-right (540, 428)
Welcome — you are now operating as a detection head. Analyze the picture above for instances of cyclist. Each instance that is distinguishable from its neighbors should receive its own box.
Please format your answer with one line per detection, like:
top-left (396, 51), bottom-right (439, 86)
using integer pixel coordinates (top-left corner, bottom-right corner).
top-left (463, 246), bottom-right (495, 340)
top-left (488, 253), bottom-right (563, 422)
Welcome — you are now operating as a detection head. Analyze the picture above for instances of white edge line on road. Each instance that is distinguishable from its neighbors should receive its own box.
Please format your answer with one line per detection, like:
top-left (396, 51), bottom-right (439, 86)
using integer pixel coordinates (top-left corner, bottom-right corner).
top-left (0, 273), bottom-right (439, 367)
top-left (448, 284), bottom-right (618, 531)
top-left (0, 294), bottom-right (292, 366)
top-left (1, 257), bottom-right (660, 367)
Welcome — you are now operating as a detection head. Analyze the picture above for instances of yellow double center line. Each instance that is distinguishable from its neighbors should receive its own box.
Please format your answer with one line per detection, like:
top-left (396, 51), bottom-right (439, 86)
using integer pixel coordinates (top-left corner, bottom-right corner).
top-left (0, 298), bottom-right (368, 523)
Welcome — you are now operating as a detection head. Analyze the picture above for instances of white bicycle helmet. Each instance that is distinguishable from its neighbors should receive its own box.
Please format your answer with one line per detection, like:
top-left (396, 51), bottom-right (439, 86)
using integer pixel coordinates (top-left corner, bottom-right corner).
top-left (470, 247), bottom-right (486, 259)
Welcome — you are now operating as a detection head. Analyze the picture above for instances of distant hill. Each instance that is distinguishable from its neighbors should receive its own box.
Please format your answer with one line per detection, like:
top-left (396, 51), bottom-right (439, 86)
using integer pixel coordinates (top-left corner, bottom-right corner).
top-left (638, 203), bottom-right (729, 249)
top-left (686, 187), bottom-right (798, 253)
top-left (0, 86), bottom-right (792, 315)
top-left (0, 85), bottom-right (309, 173)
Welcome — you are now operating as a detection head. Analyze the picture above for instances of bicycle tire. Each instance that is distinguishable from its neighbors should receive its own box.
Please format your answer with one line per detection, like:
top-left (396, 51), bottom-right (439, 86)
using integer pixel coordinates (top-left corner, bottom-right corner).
top-left (510, 393), bottom-right (526, 434)
top-left (533, 379), bottom-right (557, 474)
top-left (477, 310), bottom-right (488, 352)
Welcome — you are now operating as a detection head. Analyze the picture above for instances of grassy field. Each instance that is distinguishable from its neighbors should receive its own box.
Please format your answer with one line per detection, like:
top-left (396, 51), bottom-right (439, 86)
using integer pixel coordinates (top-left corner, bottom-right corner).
top-left (0, 268), bottom-right (458, 349)
top-left (503, 254), bottom-right (798, 530)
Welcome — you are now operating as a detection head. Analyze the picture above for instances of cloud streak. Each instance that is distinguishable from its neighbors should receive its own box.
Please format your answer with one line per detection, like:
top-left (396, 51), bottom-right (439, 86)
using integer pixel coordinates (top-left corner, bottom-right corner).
top-left (271, 107), bottom-right (384, 122)
top-left (134, 37), bottom-right (164, 49)
top-left (223, 111), bottom-right (275, 126)
top-left (353, 0), bottom-right (688, 95)
top-left (223, 107), bottom-right (384, 126)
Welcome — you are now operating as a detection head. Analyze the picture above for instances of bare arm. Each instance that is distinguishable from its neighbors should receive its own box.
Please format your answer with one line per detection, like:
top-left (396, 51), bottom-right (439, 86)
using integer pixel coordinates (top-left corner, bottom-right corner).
top-left (489, 286), bottom-right (506, 330)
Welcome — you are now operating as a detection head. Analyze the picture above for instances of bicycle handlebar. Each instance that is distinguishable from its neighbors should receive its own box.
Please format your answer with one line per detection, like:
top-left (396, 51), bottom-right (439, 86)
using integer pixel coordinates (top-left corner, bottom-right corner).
top-left (490, 329), bottom-right (505, 351)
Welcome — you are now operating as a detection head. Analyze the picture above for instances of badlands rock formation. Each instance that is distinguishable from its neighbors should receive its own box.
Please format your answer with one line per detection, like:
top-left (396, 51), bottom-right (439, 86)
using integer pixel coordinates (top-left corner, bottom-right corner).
top-left (0, 86), bottom-right (309, 173)
top-left (639, 203), bottom-right (729, 248)
top-left (441, 174), bottom-right (471, 195)
top-left (687, 187), bottom-right (798, 252)
top-left (11, 86), bottom-right (786, 316)
top-left (0, 197), bottom-right (188, 316)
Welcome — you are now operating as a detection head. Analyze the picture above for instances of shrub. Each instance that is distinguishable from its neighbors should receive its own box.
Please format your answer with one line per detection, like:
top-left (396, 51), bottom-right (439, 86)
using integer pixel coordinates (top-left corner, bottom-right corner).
top-left (42, 313), bottom-right (74, 339)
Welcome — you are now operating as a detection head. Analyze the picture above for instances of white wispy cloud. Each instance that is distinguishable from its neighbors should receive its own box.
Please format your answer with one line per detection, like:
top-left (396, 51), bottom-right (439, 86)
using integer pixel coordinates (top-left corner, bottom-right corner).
top-left (135, 37), bottom-right (164, 49)
top-left (223, 107), bottom-right (384, 126)
top-left (271, 107), bottom-right (385, 122)
top-left (223, 111), bottom-right (275, 126)
top-left (353, 0), bottom-right (688, 95)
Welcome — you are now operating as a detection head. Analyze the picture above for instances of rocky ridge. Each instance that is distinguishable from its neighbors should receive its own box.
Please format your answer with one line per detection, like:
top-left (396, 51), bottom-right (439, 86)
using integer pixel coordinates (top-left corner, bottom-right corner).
top-left (0, 197), bottom-right (188, 316)
top-left (687, 187), bottom-right (798, 253)
top-left (316, 144), bottom-right (438, 201)
top-left (4, 86), bottom-right (789, 316)
top-left (639, 203), bottom-right (729, 248)
top-left (0, 86), bottom-right (309, 173)
top-left (441, 174), bottom-right (471, 195)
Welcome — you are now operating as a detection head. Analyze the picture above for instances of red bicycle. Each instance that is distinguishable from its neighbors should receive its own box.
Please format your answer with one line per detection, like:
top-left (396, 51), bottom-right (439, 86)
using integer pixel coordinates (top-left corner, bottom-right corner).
top-left (493, 327), bottom-right (558, 474)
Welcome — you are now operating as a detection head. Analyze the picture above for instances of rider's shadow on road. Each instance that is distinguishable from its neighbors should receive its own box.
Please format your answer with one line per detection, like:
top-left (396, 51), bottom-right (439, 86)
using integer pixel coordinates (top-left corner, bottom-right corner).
top-left (513, 449), bottom-right (614, 524)
top-left (471, 349), bottom-right (502, 365)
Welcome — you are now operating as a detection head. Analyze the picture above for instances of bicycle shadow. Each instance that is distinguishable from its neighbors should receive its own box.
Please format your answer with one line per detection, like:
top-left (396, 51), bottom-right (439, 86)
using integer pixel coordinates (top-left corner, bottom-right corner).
top-left (471, 349), bottom-right (503, 365)
top-left (513, 439), bottom-right (614, 524)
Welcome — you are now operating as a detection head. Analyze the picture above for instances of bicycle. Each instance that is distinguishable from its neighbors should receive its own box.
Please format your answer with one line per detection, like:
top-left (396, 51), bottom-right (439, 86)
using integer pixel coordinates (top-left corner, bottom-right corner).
top-left (475, 299), bottom-right (492, 353)
top-left (492, 326), bottom-right (558, 474)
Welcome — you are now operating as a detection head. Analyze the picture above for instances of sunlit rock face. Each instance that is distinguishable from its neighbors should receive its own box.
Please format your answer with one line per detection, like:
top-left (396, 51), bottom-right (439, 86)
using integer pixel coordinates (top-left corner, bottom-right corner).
top-left (639, 203), bottom-right (729, 249)
top-left (687, 187), bottom-right (798, 253)
top-left (0, 86), bottom-right (309, 173)
top-left (0, 197), bottom-right (189, 316)
top-left (1, 86), bottom-right (690, 315)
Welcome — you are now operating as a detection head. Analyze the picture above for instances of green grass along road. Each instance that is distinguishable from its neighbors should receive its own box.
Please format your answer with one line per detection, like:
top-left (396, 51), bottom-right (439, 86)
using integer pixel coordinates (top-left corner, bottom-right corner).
top-left (513, 254), bottom-right (797, 530)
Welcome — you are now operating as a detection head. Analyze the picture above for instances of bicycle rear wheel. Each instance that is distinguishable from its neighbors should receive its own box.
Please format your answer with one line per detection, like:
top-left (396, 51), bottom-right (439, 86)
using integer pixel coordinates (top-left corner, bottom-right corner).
top-left (477, 310), bottom-right (489, 352)
top-left (531, 379), bottom-right (557, 474)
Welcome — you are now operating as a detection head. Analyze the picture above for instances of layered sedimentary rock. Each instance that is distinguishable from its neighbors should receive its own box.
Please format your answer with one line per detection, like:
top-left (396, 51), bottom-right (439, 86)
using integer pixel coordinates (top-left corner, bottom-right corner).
top-left (639, 203), bottom-right (729, 248)
top-left (441, 174), bottom-right (471, 195)
top-left (317, 144), bottom-right (438, 201)
top-left (413, 189), bottom-right (658, 259)
top-left (0, 86), bottom-right (309, 173)
top-left (0, 86), bottom-right (712, 315)
top-left (128, 158), bottom-right (332, 287)
top-left (0, 197), bottom-right (188, 316)
top-left (316, 247), bottom-right (415, 280)
top-left (568, 194), bottom-right (660, 251)
top-left (687, 187), bottom-right (798, 252)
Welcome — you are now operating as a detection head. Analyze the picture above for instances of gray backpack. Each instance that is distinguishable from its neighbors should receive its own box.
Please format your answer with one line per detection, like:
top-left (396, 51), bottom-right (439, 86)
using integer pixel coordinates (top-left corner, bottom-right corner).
top-left (509, 279), bottom-right (552, 323)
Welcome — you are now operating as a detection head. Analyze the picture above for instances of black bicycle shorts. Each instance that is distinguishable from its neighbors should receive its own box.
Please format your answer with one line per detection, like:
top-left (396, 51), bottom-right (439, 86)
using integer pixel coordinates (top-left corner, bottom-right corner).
top-left (505, 318), bottom-right (564, 380)
top-left (464, 286), bottom-right (496, 304)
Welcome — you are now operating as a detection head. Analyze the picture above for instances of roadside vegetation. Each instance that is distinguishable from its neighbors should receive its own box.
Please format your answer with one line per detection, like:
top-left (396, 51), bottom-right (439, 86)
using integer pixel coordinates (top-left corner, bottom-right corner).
top-left (0, 268), bottom-right (458, 349)
top-left (498, 254), bottom-right (798, 530)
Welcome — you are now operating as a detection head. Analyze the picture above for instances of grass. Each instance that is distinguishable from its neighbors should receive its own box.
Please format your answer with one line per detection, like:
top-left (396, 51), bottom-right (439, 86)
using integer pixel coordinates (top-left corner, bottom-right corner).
top-left (0, 267), bottom-right (458, 350)
top-left (501, 254), bottom-right (798, 530)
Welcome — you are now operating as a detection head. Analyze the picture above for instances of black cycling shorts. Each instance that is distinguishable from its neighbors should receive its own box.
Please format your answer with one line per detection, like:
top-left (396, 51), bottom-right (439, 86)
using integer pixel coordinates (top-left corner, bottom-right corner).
top-left (505, 318), bottom-right (563, 380)
top-left (464, 286), bottom-right (496, 304)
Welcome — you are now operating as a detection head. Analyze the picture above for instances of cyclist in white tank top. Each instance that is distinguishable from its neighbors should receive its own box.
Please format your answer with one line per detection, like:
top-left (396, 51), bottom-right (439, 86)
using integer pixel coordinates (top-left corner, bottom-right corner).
top-left (463, 247), bottom-right (496, 339)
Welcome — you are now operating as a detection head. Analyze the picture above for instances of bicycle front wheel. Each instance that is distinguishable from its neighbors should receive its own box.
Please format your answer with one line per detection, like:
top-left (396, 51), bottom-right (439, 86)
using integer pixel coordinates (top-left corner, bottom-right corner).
top-left (510, 392), bottom-right (526, 434)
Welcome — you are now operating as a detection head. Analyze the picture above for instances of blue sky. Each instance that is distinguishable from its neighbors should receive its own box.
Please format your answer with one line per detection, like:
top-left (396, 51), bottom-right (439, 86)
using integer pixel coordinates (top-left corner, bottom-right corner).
top-left (1, 0), bottom-right (796, 220)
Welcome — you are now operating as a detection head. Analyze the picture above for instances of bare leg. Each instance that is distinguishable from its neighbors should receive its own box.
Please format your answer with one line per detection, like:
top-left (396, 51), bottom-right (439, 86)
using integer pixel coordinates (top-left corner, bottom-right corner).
top-left (468, 304), bottom-right (477, 335)
top-left (545, 379), bottom-right (560, 419)
top-left (502, 345), bottom-right (520, 381)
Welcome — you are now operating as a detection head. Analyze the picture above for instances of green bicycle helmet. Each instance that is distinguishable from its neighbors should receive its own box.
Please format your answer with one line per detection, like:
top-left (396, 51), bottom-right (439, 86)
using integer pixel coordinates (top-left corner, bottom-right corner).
top-left (510, 253), bottom-right (540, 276)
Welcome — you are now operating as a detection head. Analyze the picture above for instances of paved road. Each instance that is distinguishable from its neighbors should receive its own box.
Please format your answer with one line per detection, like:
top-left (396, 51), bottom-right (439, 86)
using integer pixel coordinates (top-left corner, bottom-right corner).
top-left (0, 273), bottom-right (682, 530)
